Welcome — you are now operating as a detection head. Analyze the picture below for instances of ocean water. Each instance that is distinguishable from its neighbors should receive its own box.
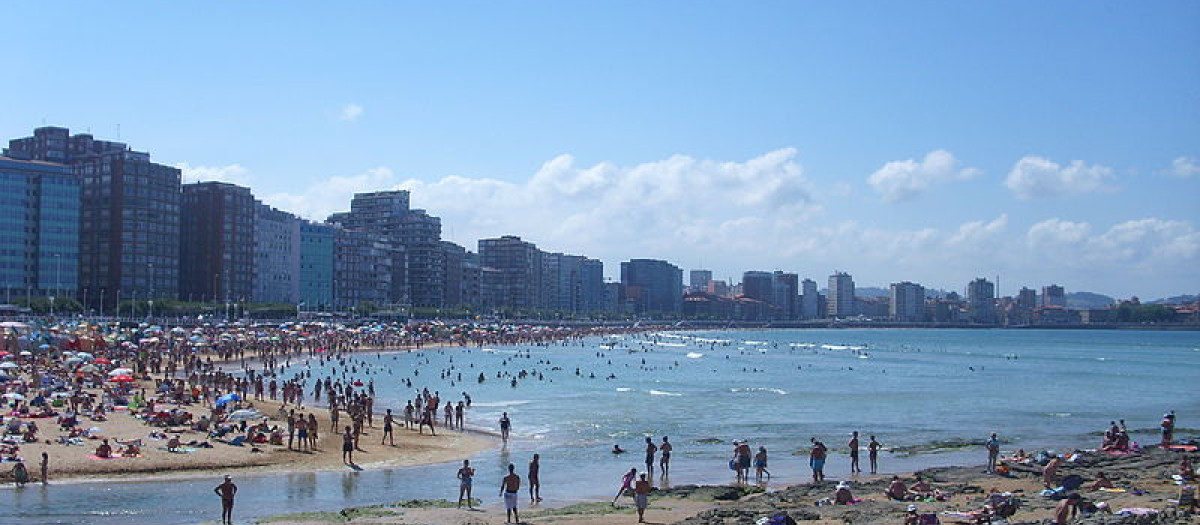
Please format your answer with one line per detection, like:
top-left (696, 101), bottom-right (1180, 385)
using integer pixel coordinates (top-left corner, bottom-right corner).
top-left (4, 329), bottom-right (1198, 524)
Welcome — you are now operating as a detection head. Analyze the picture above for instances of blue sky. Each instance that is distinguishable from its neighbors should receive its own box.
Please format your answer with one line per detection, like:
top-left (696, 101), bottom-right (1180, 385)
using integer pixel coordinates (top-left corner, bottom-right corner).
top-left (3, 2), bottom-right (1198, 298)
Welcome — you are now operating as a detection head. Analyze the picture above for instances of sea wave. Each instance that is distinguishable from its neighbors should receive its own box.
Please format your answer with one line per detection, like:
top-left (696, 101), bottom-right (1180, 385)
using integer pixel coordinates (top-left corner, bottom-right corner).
top-left (471, 400), bottom-right (532, 407)
top-left (730, 387), bottom-right (789, 395)
top-left (649, 390), bottom-right (683, 397)
top-left (655, 342), bottom-right (687, 347)
top-left (821, 344), bottom-right (867, 351)
top-left (615, 387), bottom-right (633, 392)
top-left (686, 352), bottom-right (704, 359)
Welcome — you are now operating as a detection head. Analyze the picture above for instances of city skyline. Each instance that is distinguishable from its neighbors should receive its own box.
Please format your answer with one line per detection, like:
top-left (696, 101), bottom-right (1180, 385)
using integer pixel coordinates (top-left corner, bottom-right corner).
top-left (3, 2), bottom-right (1198, 298)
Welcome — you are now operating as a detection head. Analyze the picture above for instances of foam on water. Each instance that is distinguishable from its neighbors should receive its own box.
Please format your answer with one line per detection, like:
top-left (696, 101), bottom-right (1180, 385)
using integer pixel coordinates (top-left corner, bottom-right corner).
top-left (686, 352), bottom-right (704, 359)
top-left (648, 389), bottom-right (683, 396)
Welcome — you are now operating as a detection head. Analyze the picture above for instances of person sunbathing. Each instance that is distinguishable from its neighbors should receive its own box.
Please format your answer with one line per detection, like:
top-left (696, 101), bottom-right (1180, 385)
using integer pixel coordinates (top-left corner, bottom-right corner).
top-left (1090, 472), bottom-right (1114, 490)
top-left (95, 439), bottom-right (112, 458)
top-left (122, 443), bottom-right (141, 457)
top-left (167, 435), bottom-right (182, 451)
top-left (908, 477), bottom-right (934, 499)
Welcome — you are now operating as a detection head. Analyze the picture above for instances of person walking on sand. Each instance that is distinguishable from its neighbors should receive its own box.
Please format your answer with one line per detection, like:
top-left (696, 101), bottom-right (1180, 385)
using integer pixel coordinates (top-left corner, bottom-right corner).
top-left (848, 431), bottom-right (861, 474)
top-left (985, 432), bottom-right (1001, 473)
top-left (644, 436), bottom-right (658, 477)
top-left (341, 426), bottom-right (355, 465)
top-left (613, 467), bottom-right (637, 505)
top-left (809, 437), bottom-right (827, 483)
top-left (214, 475), bottom-right (237, 525)
top-left (382, 409), bottom-right (395, 446)
top-left (529, 453), bottom-right (542, 503)
top-left (659, 436), bottom-right (672, 477)
top-left (1162, 411), bottom-right (1176, 447)
top-left (500, 463), bottom-right (521, 524)
top-left (634, 472), bottom-right (652, 523)
top-left (868, 435), bottom-right (881, 474)
top-left (457, 459), bottom-right (475, 509)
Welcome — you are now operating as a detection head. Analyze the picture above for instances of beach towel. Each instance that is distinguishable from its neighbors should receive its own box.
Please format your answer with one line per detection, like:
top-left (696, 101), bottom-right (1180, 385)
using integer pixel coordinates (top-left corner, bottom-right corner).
top-left (1166, 445), bottom-right (1198, 452)
top-left (87, 454), bottom-right (128, 460)
top-left (158, 446), bottom-right (197, 454)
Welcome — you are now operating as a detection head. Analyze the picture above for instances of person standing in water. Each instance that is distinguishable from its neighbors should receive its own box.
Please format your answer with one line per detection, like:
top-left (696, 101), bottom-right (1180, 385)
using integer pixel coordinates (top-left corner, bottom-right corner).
top-left (500, 463), bottom-right (521, 524)
top-left (39, 452), bottom-right (48, 485)
top-left (500, 412), bottom-right (511, 444)
top-left (213, 475), bottom-right (238, 525)
top-left (659, 436), bottom-right (672, 477)
top-left (644, 436), bottom-right (658, 477)
top-left (457, 460), bottom-right (475, 509)
top-left (809, 437), bottom-right (827, 483)
top-left (529, 453), bottom-right (542, 503)
top-left (754, 446), bottom-right (770, 482)
top-left (868, 435), bottom-right (881, 474)
top-left (848, 431), bottom-right (861, 474)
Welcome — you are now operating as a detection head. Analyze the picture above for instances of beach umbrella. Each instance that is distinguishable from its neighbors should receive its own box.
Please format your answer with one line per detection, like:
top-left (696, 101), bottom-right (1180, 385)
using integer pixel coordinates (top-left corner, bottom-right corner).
top-left (108, 368), bottom-right (134, 376)
top-left (2, 392), bottom-right (24, 400)
top-left (75, 352), bottom-right (93, 360)
top-left (215, 393), bottom-right (241, 406)
top-left (38, 344), bottom-right (52, 350)
top-left (93, 357), bottom-right (111, 364)
top-left (80, 364), bottom-right (99, 373)
top-left (0, 362), bottom-right (18, 369)
top-left (19, 351), bottom-right (32, 357)
top-left (108, 375), bottom-right (135, 383)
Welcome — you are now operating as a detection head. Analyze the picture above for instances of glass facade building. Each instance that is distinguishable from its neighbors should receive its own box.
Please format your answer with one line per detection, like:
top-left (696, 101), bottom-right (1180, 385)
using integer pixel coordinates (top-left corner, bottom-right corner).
top-left (0, 156), bottom-right (79, 298)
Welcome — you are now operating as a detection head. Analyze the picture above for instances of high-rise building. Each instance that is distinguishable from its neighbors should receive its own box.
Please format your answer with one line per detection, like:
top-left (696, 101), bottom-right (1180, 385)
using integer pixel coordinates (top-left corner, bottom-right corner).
top-left (1017, 287), bottom-right (1037, 309)
top-left (889, 281), bottom-right (926, 322)
top-left (440, 241), bottom-right (467, 309)
top-left (620, 259), bottom-right (682, 316)
top-left (741, 271), bottom-right (774, 302)
top-left (689, 269), bottom-right (713, 292)
top-left (333, 227), bottom-right (399, 311)
top-left (479, 235), bottom-right (542, 311)
top-left (7, 127), bottom-right (181, 302)
top-left (967, 277), bottom-right (997, 324)
top-left (772, 271), bottom-right (799, 320)
top-left (180, 182), bottom-right (255, 302)
top-left (1041, 284), bottom-right (1065, 307)
top-left (298, 222), bottom-right (335, 311)
top-left (253, 202), bottom-right (301, 304)
top-left (0, 156), bottom-right (79, 300)
top-left (580, 258), bottom-right (605, 314)
top-left (800, 278), bottom-right (820, 320)
top-left (329, 190), bottom-right (449, 307)
top-left (827, 272), bottom-right (855, 318)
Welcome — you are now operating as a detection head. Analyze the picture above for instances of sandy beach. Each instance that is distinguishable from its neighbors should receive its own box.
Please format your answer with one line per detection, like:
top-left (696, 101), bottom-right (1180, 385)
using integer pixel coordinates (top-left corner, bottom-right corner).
top-left (1, 392), bottom-right (493, 484)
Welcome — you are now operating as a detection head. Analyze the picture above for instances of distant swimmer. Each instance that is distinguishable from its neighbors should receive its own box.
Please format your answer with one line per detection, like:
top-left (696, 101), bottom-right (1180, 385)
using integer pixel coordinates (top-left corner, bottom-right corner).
top-left (612, 444), bottom-right (626, 454)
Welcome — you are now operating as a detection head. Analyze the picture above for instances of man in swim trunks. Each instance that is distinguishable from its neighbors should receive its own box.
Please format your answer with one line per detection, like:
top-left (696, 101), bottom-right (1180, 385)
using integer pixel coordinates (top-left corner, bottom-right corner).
top-left (809, 437), bottom-right (827, 483)
top-left (644, 436), bottom-right (658, 477)
top-left (500, 463), bottom-right (521, 523)
top-left (457, 459), bottom-right (475, 509)
top-left (382, 409), bottom-right (395, 445)
top-left (659, 436), bottom-right (672, 476)
top-left (848, 431), bottom-right (861, 474)
top-left (214, 475), bottom-right (237, 525)
top-left (341, 426), bottom-right (355, 465)
top-left (634, 472), bottom-right (652, 523)
top-left (500, 412), bottom-right (511, 443)
top-left (868, 435), bottom-right (881, 474)
top-left (529, 453), bottom-right (541, 503)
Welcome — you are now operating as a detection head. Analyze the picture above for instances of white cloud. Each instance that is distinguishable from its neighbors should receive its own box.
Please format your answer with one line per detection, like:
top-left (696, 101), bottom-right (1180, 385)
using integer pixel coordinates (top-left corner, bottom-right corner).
top-left (867, 149), bottom-right (981, 202)
top-left (1026, 217), bottom-right (1200, 270)
top-left (263, 167), bottom-right (397, 220)
top-left (1168, 156), bottom-right (1200, 178)
top-left (338, 103), bottom-right (364, 122)
top-left (175, 162), bottom-right (253, 186)
top-left (1004, 156), bottom-right (1114, 199)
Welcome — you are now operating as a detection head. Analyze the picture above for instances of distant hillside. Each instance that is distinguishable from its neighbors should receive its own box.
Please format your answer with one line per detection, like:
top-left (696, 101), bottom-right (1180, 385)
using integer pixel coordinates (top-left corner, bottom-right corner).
top-left (1066, 291), bottom-right (1116, 308)
top-left (1148, 294), bottom-right (1198, 305)
top-left (856, 286), bottom-right (890, 299)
